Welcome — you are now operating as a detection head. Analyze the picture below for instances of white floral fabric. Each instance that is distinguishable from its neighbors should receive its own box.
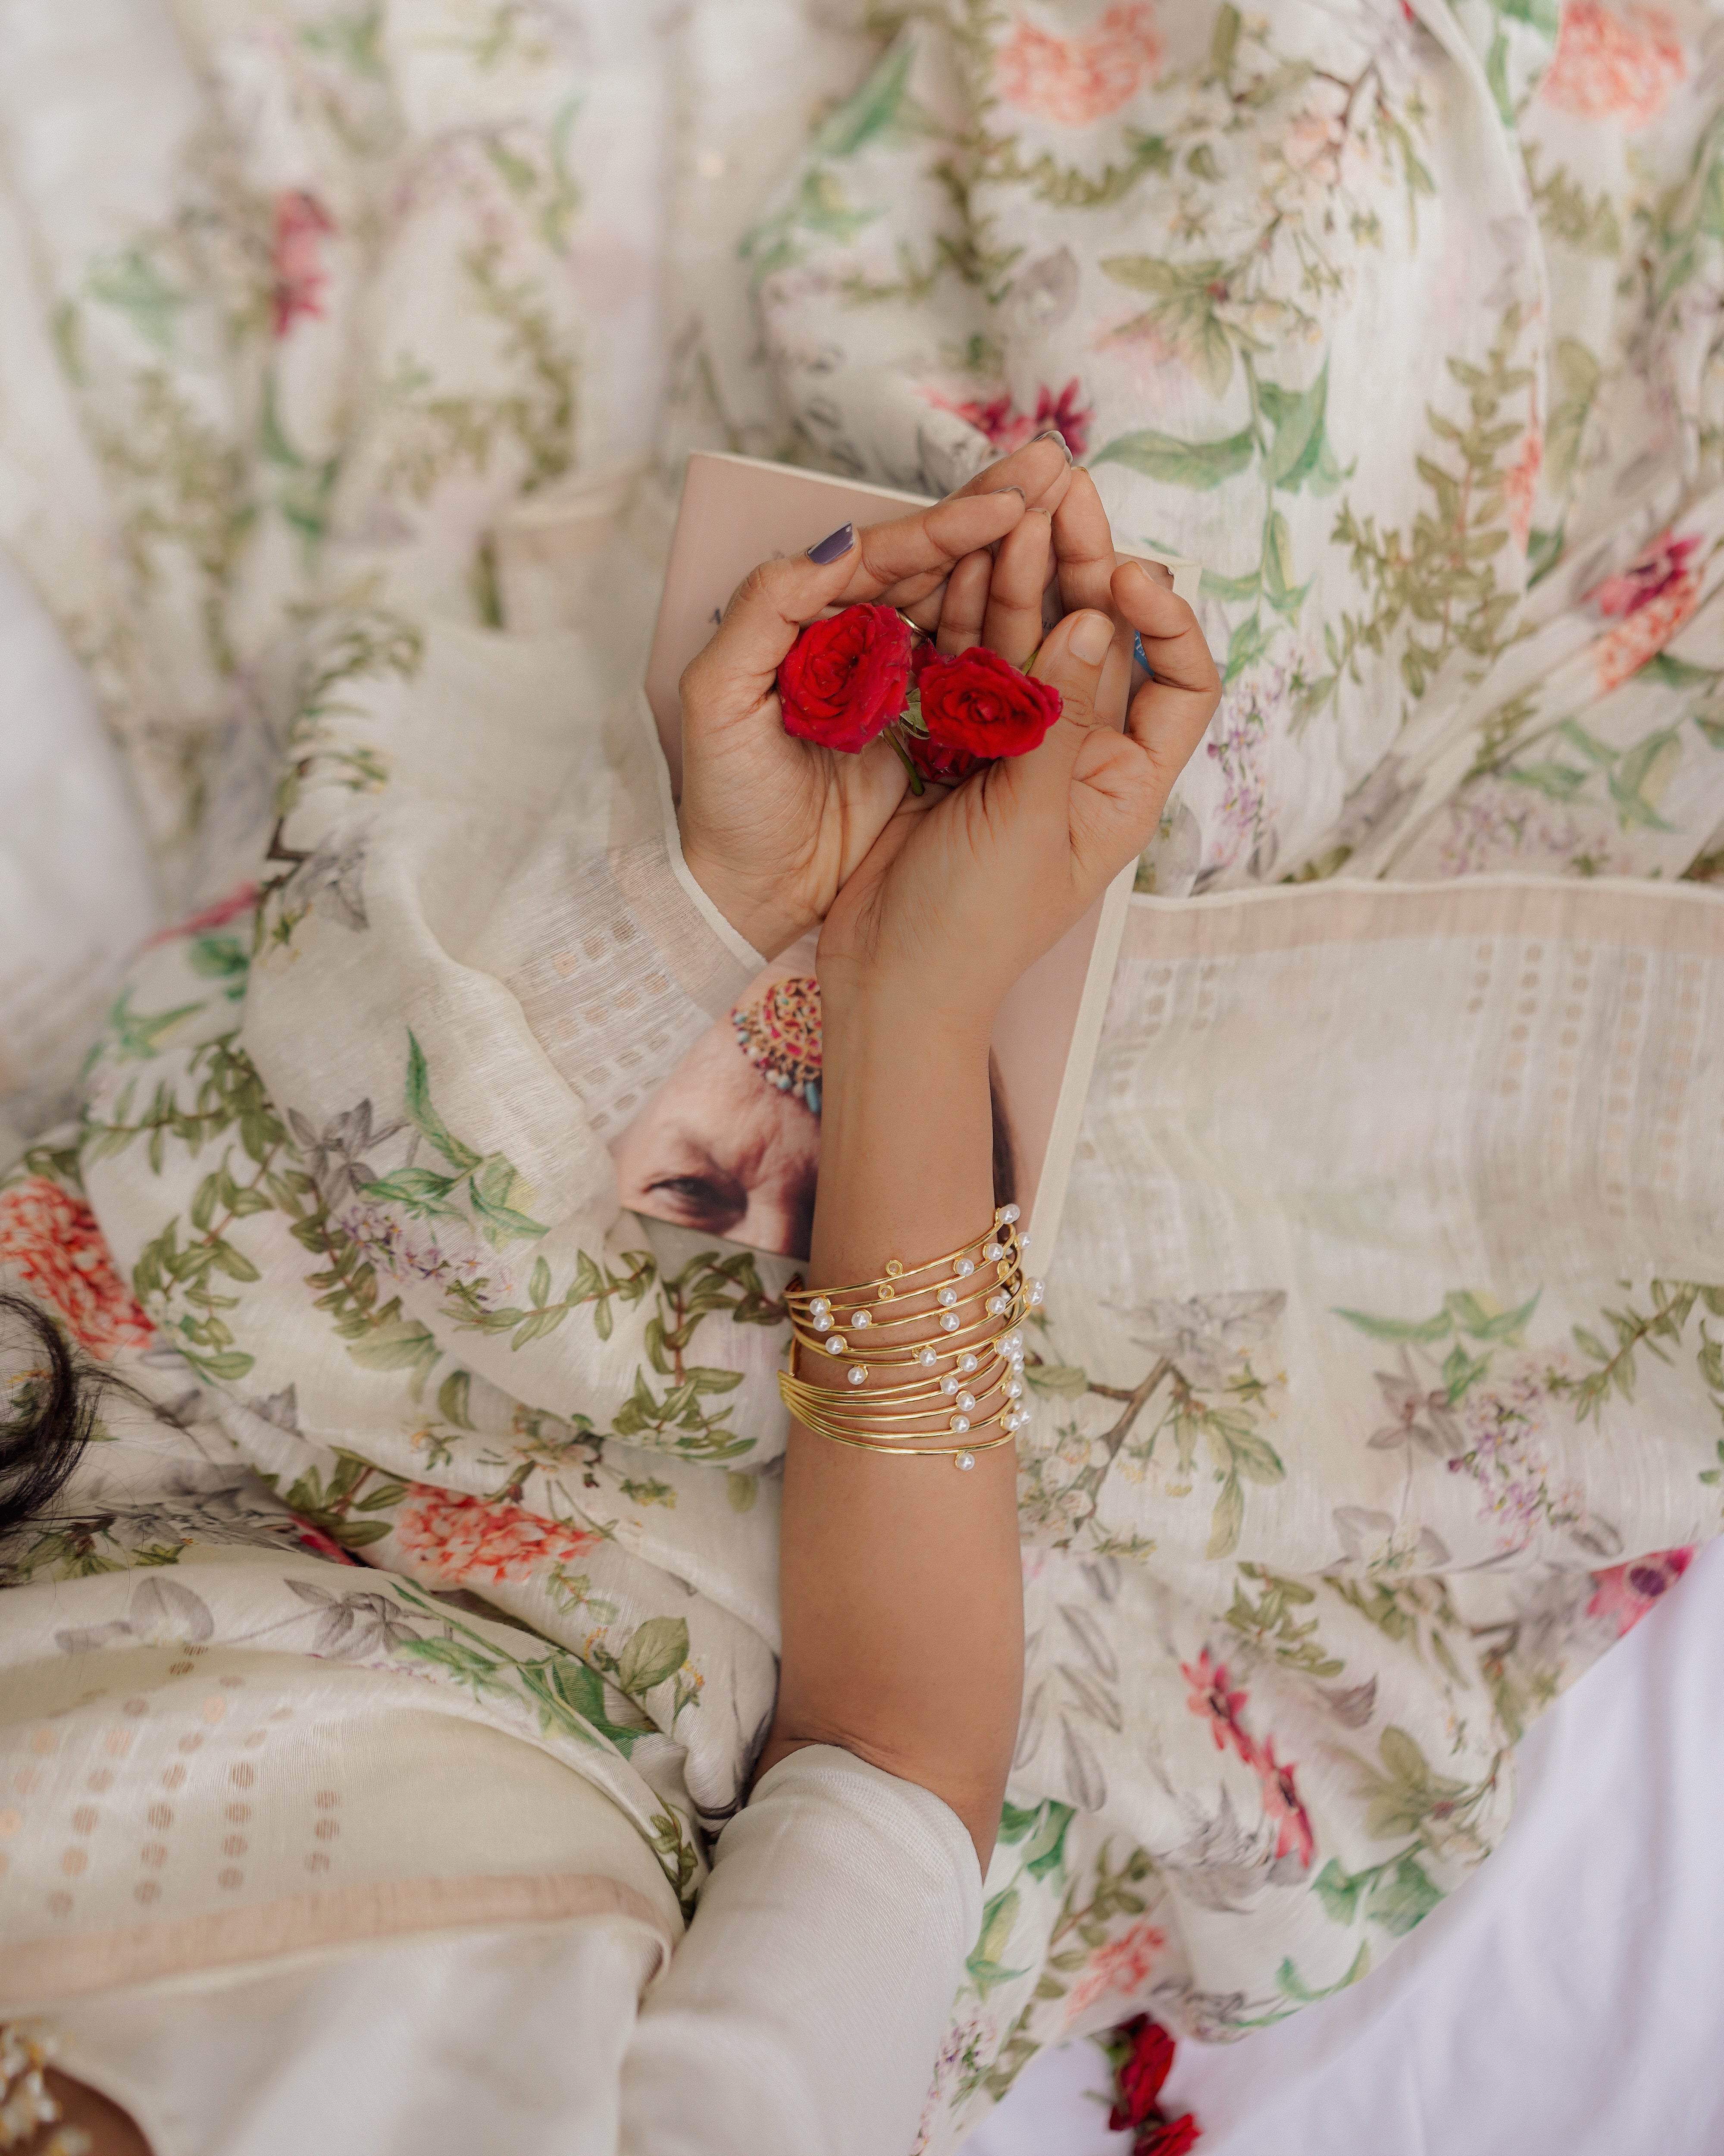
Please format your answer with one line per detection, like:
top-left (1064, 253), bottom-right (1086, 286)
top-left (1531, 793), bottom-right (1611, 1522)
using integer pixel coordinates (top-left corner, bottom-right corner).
top-left (1, 5), bottom-right (1723, 2153)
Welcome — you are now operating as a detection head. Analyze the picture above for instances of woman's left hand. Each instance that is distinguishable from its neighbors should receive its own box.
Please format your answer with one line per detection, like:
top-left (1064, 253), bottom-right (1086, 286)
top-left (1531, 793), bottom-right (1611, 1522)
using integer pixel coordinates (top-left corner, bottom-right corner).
top-left (817, 501), bottom-right (1220, 1029)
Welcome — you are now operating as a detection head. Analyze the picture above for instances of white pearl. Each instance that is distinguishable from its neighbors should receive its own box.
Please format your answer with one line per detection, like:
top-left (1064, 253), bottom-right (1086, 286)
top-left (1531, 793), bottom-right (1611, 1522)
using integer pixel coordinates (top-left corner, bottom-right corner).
top-left (1007, 1379), bottom-right (1023, 1400)
top-left (808, 1298), bottom-right (829, 1317)
top-left (1000, 1203), bottom-right (1021, 1223)
top-left (852, 1309), bottom-right (872, 1329)
top-left (949, 1414), bottom-right (970, 1434)
top-left (812, 1312), bottom-right (832, 1332)
top-left (958, 1354), bottom-right (979, 1375)
top-left (987, 1293), bottom-right (1008, 1316)
top-left (1029, 1279), bottom-right (1046, 1308)
top-left (942, 1375), bottom-right (961, 1397)
top-left (952, 1256), bottom-right (974, 1277)
top-left (937, 1286), bottom-right (958, 1308)
top-left (826, 1336), bottom-right (847, 1356)
top-left (1001, 1330), bottom-right (1021, 1352)
top-left (847, 1366), bottom-right (868, 1387)
top-left (954, 1451), bottom-right (976, 1472)
top-left (1019, 1231), bottom-right (1031, 1251)
top-left (940, 1312), bottom-right (961, 1332)
top-left (957, 1391), bottom-right (976, 1412)
top-left (982, 1242), bottom-right (1004, 1262)
top-left (917, 1347), bottom-right (938, 1367)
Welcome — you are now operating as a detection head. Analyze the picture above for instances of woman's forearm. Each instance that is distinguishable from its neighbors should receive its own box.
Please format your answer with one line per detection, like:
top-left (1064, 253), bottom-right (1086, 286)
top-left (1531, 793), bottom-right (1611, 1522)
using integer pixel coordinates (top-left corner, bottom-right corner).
top-left (756, 990), bottom-right (1024, 1869)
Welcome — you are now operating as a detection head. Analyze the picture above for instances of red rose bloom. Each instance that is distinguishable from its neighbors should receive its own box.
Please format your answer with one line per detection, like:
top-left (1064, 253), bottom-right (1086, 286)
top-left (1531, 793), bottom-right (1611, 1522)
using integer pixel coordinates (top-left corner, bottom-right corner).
top-left (778, 604), bottom-right (913, 752)
top-left (1108, 2018), bottom-right (1176, 2129)
top-left (917, 643), bottom-right (1062, 759)
top-left (903, 642), bottom-right (983, 785)
top-left (1139, 2116), bottom-right (1201, 2156)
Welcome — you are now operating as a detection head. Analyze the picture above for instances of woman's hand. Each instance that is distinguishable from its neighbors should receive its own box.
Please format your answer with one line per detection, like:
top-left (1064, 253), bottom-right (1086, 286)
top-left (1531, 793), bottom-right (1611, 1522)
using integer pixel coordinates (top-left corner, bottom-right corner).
top-left (676, 436), bottom-right (1076, 961)
top-left (817, 509), bottom-right (1220, 1029)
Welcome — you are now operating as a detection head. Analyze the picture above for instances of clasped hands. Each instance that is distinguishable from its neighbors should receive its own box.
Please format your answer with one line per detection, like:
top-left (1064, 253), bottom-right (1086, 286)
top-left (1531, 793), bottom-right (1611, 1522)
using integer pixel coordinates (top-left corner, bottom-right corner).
top-left (677, 436), bottom-right (1222, 1033)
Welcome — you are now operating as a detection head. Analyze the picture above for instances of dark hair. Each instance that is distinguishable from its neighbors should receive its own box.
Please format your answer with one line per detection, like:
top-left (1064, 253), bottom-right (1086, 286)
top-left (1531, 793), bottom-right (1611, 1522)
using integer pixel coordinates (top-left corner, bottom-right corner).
top-left (0, 1292), bottom-right (102, 1542)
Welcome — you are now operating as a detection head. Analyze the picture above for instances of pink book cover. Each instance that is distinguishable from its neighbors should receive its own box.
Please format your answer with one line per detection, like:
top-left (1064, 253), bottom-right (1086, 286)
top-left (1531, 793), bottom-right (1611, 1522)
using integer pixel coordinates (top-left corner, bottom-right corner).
top-left (624, 450), bottom-right (1199, 1265)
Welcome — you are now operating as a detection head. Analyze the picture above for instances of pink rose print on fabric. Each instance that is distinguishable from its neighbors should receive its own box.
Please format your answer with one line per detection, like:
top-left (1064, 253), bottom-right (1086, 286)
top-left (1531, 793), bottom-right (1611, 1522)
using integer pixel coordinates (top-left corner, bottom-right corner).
top-left (0, 1178), bottom-right (154, 1360)
top-left (1586, 529), bottom-right (1704, 693)
top-left (272, 190), bottom-right (336, 338)
top-left (996, 4), bottom-right (1165, 128)
top-left (924, 376), bottom-right (1095, 461)
top-left (1540, 2), bottom-right (1684, 126)
top-left (393, 1486), bottom-right (601, 1588)
top-left (1064, 1918), bottom-right (1169, 2024)
top-left (1180, 1648), bottom-right (1316, 1872)
top-left (1586, 1545), bottom-right (1694, 1637)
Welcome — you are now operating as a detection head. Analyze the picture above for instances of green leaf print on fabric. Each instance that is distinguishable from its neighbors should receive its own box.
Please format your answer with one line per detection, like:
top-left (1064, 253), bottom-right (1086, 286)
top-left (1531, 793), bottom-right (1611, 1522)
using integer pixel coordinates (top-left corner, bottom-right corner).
top-left (1093, 423), bottom-right (1256, 491)
top-left (363, 1033), bottom-right (547, 1249)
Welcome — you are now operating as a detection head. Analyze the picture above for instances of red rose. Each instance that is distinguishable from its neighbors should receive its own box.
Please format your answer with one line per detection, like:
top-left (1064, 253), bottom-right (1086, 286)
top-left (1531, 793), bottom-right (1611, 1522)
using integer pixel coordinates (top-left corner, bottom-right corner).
top-left (1139, 2116), bottom-right (1200, 2156)
top-left (1108, 2018), bottom-right (1176, 2129)
top-left (778, 604), bottom-right (913, 752)
top-left (917, 643), bottom-right (1062, 759)
top-left (902, 642), bottom-right (983, 785)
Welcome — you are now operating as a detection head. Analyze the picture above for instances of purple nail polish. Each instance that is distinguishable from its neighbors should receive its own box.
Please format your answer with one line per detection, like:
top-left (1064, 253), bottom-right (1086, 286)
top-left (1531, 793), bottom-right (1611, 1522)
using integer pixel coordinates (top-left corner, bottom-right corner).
top-left (807, 522), bottom-right (855, 564)
top-left (1030, 428), bottom-right (1073, 464)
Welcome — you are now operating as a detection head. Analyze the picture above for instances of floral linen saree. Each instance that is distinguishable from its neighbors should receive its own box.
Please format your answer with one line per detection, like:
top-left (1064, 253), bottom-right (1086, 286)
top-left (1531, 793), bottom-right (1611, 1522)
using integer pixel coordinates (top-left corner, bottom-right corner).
top-left (1, 3), bottom-right (1722, 2150)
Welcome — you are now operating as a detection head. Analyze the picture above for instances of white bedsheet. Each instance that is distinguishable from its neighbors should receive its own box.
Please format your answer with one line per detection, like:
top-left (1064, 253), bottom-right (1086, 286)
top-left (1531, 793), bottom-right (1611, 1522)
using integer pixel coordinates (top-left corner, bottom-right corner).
top-left (973, 1538), bottom-right (1724, 2156)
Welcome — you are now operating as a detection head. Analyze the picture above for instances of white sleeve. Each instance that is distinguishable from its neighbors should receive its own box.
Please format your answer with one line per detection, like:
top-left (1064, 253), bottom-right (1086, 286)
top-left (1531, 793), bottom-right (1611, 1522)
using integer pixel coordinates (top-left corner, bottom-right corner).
top-left (618, 1745), bottom-right (984, 2156)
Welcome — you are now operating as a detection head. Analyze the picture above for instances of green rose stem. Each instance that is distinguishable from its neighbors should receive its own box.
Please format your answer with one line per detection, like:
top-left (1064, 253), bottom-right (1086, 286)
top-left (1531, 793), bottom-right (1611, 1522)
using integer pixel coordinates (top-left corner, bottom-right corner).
top-left (884, 723), bottom-right (926, 796)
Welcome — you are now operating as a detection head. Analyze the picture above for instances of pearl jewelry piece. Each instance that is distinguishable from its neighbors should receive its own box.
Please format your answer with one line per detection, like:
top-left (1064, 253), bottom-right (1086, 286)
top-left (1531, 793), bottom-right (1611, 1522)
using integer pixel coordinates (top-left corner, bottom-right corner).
top-left (852, 1309), bottom-right (872, 1328)
top-left (997, 1203), bottom-right (1021, 1224)
top-left (942, 1375), bottom-right (961, 1397)
top-left (954, 1451), bottom-right (976, 1471)
top-left (958, 1354), bottom-right (979, 1375)
top-left (808, 1298), bottom-right (829, 1317)
top-left (1006, 1379), bottom-right (1023, 1400)
top-left (937, 1286), bottom-right (959, 1308)
top-left (826, 1335), bottom-right (847, 1355)
top-left (1020, 1231), bottom-right (1031, 1251)
top-left (940, 1312), bottom-right (961, 1332)
top-left (986, 1292), bottom-right (1009, 1316)
top-left (1029, 1279), bottom-right (1046, 1308)
top-left (950, 1414), bottom-right (971, 1434)
top-left (917, 1346), bottom-right (938, 1367)
top-left (957, 1391), bottom-right (976, 1413)
top-left (848, 1366), bottom-right (868, 1387)
top-left (812, 1312), bottom-right (833, 1333)
top-left (953, 1257), bottom-right (975, 1277)
top-left (983, 1241), bottom-right (1004, 1262)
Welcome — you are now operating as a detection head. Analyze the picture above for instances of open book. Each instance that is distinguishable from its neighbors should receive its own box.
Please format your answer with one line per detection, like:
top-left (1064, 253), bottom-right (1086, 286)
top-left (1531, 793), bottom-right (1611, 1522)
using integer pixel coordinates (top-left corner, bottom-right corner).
top-left (629, 450), bottom-right (1198, 1264)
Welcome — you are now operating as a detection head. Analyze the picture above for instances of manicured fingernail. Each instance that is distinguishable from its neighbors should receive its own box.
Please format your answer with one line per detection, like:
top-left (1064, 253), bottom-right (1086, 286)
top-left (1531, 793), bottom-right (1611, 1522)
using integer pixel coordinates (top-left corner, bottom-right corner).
top-left (990, 484), bottom-right (1026, 502)
top-left (1068, 610), bottom-right (1112, 665)
top-left (1031, 428), bottom-right (1073, 464)
top-left (807, 523), bottom-right (855, 564)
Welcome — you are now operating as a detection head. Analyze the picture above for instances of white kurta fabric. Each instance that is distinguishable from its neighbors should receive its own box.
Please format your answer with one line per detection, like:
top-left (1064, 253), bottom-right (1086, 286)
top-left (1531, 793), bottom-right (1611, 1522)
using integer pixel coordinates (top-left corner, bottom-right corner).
top-left (35, 1747), bottom-right (976, 2156)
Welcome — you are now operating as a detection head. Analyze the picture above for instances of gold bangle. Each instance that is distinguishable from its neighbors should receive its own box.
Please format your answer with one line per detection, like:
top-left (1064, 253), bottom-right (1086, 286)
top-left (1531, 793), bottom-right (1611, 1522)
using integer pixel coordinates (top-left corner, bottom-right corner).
top-left (0, 2024), bottom-right (91, 2155)
top-left (779, 1208), bottom-right (1040, 1469)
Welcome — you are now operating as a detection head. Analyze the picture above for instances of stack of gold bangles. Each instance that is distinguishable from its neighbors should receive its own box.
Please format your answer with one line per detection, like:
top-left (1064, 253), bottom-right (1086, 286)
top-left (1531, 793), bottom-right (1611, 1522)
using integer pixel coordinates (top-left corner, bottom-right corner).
top-left (780, 1205), bottom-right (1048, 1470)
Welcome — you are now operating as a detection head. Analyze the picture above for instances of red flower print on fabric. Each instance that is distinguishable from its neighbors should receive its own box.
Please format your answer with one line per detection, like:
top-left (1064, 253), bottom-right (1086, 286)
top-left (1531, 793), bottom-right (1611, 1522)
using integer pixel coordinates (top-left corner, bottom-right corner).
top-left (1180, 1648), bottom-right (1252, 1761)
top-left (1180, 1647), bottom-right (1315, 1870)
top-left (996, 4), bottom-right (1165, 128)
top-left (1585, 530), bottom-right (1704, 693)
top-left (0, 1178), bottom-right (154, 1360)
top-left (142, 883), bottom-right (259, 950)
top-left (1586, 1545), bottom-right (1694, 1637)
top-left (1064, 1919), bottom-right (1168, 2022)
top-left (926, 376), bottom-right (1096, 461)
top-left (272, 191), bottom-right (336, 338)
top-left (393, 1487), bottom-right (601, 1589)
top-left (1539, 1), bottom-right (1684, 128)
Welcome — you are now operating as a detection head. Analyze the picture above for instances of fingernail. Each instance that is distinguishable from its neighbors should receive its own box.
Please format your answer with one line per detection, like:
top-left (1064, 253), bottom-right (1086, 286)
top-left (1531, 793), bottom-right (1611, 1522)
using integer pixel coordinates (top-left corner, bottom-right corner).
top-left (1068, 610), bottom-right (1112, 665)
top-left (1030, 428), bottom-right (1073, 464)
top-left (806, 523), bottom-right (855, 564)
top-left (990, 484), bottom-right (1026, 502)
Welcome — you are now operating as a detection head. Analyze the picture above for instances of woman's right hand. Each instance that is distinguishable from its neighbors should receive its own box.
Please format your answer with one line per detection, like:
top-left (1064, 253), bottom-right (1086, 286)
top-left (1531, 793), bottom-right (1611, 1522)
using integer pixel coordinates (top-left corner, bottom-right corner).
top-left (675, 436), bottom-right (1076, 961)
